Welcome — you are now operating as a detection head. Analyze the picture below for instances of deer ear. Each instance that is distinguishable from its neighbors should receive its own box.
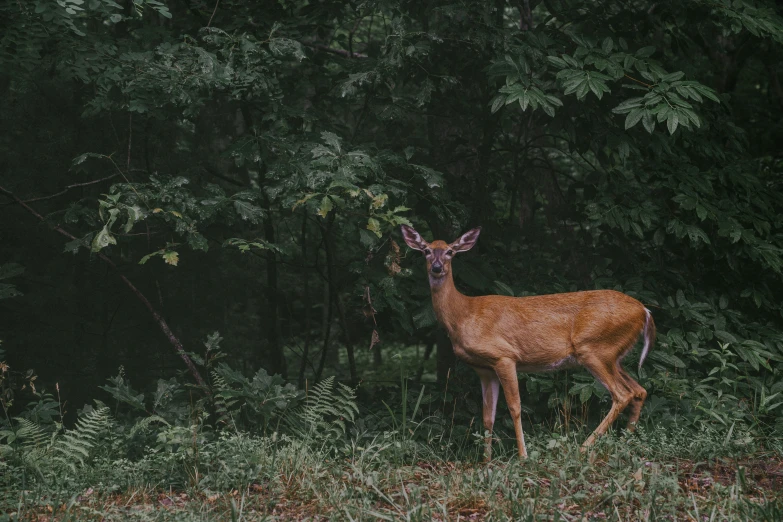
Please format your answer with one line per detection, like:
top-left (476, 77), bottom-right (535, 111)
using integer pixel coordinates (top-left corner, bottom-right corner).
top-left (400, 225), bottom-right (428, 251)
top-left (450, 227), bottom-right (481, 252)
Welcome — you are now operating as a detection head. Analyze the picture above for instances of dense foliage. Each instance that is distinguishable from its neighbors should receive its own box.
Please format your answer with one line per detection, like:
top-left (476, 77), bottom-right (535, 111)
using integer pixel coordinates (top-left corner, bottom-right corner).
top-left (1, 2), bottom-right (783, 514)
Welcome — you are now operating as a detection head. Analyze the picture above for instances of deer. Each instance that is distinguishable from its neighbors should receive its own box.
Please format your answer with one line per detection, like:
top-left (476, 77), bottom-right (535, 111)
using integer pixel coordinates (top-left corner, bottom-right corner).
top-left (400, 224), bottom-right (655, 460)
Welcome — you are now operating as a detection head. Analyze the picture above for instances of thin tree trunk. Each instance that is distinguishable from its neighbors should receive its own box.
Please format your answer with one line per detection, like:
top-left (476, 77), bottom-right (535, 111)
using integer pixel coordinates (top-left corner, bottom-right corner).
top-left (320, 220), bottom-right (357, 382)
top-left (436, 330), bottom-right (454, 386)
top-left (298, 210), bottom-right (312, 388)
top-left (263, 210), bottom-right (286, 378)
top-left (315, 280), bottom-right (334, 380)
top-left (416, 341), bottom-right (435, 381)
top-left (334, 293), bottom-right (357, 383)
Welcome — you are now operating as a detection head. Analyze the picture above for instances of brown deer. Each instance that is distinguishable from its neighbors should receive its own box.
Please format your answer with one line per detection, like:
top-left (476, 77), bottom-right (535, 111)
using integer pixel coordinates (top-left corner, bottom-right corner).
top-left (400, 225), bottom-right (655, 459)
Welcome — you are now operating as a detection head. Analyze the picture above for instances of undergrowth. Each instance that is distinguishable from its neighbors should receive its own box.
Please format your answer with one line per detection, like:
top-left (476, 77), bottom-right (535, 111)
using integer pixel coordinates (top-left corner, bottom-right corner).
top-left (1, 339), bottom-right (781, 521)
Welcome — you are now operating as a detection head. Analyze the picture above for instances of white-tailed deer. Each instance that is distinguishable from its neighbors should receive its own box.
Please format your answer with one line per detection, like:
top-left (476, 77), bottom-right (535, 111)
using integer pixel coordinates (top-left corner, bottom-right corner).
top-left (401, 225), bottom-right (655, 459)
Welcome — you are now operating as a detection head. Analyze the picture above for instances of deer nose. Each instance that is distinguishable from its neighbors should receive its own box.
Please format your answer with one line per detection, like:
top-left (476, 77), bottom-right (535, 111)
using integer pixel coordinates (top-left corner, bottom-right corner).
top-left (431, 263), bottom-right (443, 274)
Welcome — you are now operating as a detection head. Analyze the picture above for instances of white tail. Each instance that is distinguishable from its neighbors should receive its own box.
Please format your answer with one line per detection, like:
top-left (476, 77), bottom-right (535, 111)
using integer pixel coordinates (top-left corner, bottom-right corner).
top-left (638, 308), bottom-right (655, 371)
top-left (401, 225), bottom-right (655, 460)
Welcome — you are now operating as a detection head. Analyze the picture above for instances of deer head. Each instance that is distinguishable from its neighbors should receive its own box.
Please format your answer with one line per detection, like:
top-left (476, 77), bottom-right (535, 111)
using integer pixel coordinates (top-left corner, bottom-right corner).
top-left (400, 225), bottom-right (481, 285)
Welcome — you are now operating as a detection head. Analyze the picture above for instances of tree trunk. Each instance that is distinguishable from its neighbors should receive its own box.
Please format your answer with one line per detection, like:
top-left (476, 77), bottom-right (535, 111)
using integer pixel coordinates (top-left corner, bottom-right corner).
top-left (298, 211), bottom-right (312, 388)
top-left (263, 210), bottom-right (286, 378)
top-left (321, 218), bottom-right (357, 382)
top-left (315, 279), bottom-right (334, 380)
top-left (436, 330), bottom-right (455, 385)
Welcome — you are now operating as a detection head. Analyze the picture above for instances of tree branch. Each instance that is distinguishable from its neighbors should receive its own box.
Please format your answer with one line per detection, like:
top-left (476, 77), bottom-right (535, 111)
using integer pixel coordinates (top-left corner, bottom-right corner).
top-left (0, 174), bottom-right (119, 206)
top-left (0, 184), bottom-right (210, 393)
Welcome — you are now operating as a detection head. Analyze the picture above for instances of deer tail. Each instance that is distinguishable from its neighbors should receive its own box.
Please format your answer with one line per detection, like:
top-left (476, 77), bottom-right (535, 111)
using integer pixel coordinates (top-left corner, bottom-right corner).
top-left (638, 308), bottom-right (655, 371)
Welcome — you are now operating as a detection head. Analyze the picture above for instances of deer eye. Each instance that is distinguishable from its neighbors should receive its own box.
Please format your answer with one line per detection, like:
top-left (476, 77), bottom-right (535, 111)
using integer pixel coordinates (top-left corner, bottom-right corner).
top-left (446, 250), bottom-right (454, 256)
top-left (424, 248), bottom-right (432, 255)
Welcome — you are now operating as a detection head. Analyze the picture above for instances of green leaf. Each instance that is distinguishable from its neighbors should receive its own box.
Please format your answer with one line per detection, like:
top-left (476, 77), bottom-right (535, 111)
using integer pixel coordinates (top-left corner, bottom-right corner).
top-left (292, 193), bottom-right (318, 210)
top-left (613, 97), bottom-right (644, 113)
top-left (625, 108), bottom-right (644, 130)
top-left (139, 251), bottom-right (158, 265)
top-left (696, 85), bottom-right (720, 102)
top-left (366, 218), bottom-right (381, 237)
top-left (587, 79), bottom-right (603, 99)
top-left (321, 131), bottom-right (342, 153)
top-left (413, 304), bottom-right (437, 329)
top-left (636, 46), bottom-right (655, 58)
top-left (0, 263), bottom-right (24, 281)
top-left (493, 281), bottom-right (514, 296)
top-left (124, 205), bottom-right (144, 233)
top-left (576, 80), bottom-right (590, 100)
top-left (642, 112), bottom-right (655, 133)
top-left (162, 251), bottom-right (179, 266)
top-left (714, 330), bottom-right (737, 343)
top-left (91, 225), bottom-right (117, 252)
top-left (667, 111), bottom-right (679, 134)
top-left (580, 385), bottom-right (592, 404)
top-left (359, 229), bottom-right (378, 248)
top-left (490, 95), bottom-right (505, 114)
top-left (649, 351), bottom-right (686, 368)
top-left (662, 71), bottom-right (684, 82)
top-left (317, 196), bottom-right (333, 218)
top-left (686, 225), bottom-right (710, 244)
top-left (234, 200), bottom-right (264, 223)
top-left (546, 56), bottom-right (568, 68)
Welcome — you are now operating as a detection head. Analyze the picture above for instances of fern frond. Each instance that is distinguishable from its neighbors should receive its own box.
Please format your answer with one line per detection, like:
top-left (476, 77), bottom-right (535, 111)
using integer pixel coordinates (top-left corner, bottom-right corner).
top-left (285, 376), bottom-right (359, 446)
top-left (51, 405), bottom-right (110, 471)
top-left (14, 417), bottom-right (48, 450)
top-left (130, 415), bottom-right (170, 436)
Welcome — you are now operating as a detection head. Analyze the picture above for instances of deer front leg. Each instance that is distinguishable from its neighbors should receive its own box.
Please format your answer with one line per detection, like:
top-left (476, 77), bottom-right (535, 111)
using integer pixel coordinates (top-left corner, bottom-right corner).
top-left (494, 358), bottom-right (527, 459)
top-left (475, 367), bottom-right (500, 461)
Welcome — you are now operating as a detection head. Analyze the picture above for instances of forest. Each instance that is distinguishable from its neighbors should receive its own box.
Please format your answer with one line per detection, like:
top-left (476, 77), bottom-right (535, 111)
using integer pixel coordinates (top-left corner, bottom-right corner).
top-left (1, 0), bottom-right (783, 519)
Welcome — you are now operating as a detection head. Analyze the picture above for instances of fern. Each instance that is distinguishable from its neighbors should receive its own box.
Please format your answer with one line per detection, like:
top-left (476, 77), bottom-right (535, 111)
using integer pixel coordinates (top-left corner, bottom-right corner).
top-left (286, 376), bottom-right (359, 445)
top-left (129, 414), bottom-right (170, 437)
top-left (211, 368), bottom-right (239, 425)
top-left (51, 405), bottom-right (111, 472)
top-left (12, 417), bottom-right (50, 466)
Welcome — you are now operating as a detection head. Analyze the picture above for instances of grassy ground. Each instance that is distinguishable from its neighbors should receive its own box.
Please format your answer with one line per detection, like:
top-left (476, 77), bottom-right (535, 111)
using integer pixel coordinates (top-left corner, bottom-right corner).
top-left (3, 424), bottom-right (781, 521)
top-left (3, 346), bottom-right (782, 520)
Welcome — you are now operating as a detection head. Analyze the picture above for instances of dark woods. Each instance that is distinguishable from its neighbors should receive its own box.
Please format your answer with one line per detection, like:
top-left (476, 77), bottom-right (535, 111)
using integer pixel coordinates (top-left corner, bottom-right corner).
top-left (1, 0), bottom-right (782, 433)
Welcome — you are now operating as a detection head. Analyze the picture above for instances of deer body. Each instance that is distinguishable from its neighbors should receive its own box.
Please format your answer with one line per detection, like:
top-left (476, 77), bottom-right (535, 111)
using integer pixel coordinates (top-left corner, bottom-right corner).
top-left (402, 225), bottom-right (655, 459)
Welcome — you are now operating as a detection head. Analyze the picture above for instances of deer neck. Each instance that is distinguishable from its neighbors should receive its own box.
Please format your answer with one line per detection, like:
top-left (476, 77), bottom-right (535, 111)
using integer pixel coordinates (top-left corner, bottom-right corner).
top-left (429, 271), bottom-right (469, 333)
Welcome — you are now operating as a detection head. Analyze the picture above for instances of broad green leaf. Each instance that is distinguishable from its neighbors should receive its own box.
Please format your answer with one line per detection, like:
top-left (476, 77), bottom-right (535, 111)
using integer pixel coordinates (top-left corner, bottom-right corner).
top-left (317, 196), bottom-right (333, 218)
top-left (714, 330), bottom-right (737, 343)
top-left (667, 111), bottom-right (679, 134)
top-left (91, 225), bottom-right (116, 252)
top-left (366, 218), bottom-right (382, 238)
top-left (625, 108), bottom-right (644, 129)
top-left (162, 251), bottom-right (179, 266)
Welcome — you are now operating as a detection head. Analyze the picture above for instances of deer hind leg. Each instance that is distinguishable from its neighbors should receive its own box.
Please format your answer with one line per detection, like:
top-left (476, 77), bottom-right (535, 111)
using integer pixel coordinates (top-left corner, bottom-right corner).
top-left (475, 367), bottom-right (500, 461)
top-left (618, 367), bottom-right (647, 430)
top-left (579, 354), bottom-right (635, 450)
top-left (494, 358), bottom-right (528, 459)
